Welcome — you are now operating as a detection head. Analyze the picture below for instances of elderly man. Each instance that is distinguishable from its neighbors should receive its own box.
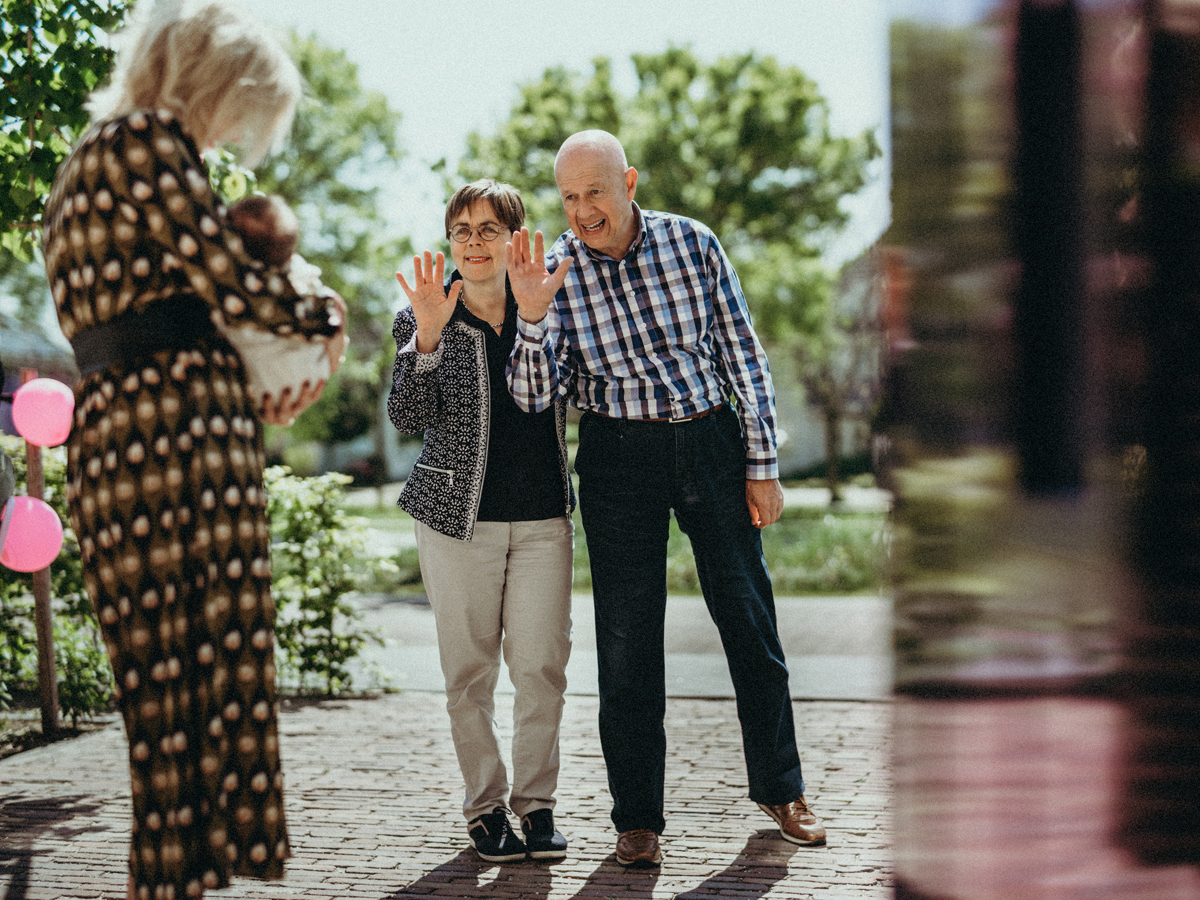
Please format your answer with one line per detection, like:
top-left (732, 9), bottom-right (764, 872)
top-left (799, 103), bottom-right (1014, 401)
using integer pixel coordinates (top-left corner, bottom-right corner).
top-left (505, 129), bottom-right (824, 867)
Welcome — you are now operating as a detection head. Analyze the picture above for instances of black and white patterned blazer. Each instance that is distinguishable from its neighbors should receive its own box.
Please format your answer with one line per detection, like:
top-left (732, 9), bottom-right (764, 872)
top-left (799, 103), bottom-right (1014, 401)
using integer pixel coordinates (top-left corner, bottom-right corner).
top-left (388, 302), bottom-right (575, 541)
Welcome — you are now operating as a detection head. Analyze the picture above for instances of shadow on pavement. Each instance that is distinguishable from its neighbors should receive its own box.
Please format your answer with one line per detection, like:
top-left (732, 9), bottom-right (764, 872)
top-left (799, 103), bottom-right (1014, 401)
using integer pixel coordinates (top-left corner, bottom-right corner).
top-left (386, 848), bottom-right (556, 899)
top-left (0, 794), bottom-right (104, 900)
top-left (674, 833), bottom-right (800, 900)
top-left (564, 856), bottom-right (661, 900)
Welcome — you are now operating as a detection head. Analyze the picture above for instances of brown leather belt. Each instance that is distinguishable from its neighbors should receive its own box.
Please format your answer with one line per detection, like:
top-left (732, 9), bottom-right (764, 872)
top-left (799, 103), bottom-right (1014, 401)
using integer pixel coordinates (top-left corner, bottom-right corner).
top-left (590, 402), bottom-right (724, 424)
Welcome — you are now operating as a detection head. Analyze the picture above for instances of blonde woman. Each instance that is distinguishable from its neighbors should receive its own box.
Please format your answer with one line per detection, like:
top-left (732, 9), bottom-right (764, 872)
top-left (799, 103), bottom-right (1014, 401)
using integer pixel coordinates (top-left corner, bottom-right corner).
top-left (41, 2), bottom-right (345, 898)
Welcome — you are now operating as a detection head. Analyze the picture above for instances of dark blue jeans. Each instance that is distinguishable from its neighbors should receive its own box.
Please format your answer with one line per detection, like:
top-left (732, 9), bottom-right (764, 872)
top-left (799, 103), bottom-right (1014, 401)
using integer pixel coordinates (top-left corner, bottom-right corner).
top-left (575, 405), bottom-right (806, 834)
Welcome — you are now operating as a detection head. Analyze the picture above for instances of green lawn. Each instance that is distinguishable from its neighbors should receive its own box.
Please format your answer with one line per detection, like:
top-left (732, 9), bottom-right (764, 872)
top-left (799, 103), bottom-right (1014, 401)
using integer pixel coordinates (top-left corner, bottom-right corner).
top-left (349, 500), bottom-right (888, 597)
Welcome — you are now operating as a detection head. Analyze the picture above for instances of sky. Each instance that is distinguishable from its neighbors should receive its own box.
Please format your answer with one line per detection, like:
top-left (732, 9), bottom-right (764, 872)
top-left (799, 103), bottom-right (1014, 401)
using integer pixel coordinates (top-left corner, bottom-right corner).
top-left (238, 0), bottom-right (892, 263)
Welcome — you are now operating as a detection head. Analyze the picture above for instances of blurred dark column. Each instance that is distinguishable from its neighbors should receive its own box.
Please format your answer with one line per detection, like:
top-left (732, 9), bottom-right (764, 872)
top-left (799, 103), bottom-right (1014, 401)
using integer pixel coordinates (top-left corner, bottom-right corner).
top-left (886, 0), bottom-right (1200, 896)
top-left (1118, 0), bottom-right (1200, 868)
top-left (1013, 0), bottom-right (1086, 494)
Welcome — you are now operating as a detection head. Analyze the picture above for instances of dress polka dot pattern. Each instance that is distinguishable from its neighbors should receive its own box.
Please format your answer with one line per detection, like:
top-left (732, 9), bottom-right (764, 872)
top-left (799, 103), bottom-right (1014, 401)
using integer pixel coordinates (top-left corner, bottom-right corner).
top-left (42, 109), bottom-right (337, 900)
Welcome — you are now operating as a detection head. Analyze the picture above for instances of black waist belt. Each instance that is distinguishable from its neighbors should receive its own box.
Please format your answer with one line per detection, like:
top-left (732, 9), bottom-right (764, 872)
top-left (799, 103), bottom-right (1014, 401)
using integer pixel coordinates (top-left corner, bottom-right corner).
top-left (70, 297), bottom-right (218, 376)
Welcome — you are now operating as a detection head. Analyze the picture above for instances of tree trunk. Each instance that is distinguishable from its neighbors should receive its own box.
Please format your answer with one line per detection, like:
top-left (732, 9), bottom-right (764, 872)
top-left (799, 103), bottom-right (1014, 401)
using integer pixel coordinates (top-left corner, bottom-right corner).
top-left (22, 369), bottom-right (58, 735)
top-left (824, 405), bottom-right (842, 504)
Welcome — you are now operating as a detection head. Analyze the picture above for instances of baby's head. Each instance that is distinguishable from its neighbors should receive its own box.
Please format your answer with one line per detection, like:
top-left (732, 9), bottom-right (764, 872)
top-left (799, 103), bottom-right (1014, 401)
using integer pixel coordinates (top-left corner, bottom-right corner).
top-left (228, 194), bottom-right (299, 266)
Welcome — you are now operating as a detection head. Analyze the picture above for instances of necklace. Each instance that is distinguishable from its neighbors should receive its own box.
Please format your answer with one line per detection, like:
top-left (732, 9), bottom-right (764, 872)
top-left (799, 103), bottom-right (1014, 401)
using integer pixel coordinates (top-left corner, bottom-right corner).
top-left (462, 294), bottom-right (505, 329)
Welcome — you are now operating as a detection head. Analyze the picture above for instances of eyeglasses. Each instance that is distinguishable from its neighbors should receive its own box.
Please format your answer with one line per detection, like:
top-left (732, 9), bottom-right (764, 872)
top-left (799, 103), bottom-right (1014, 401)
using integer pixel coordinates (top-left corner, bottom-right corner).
top-left (448, 222), bottom-right (507, 243)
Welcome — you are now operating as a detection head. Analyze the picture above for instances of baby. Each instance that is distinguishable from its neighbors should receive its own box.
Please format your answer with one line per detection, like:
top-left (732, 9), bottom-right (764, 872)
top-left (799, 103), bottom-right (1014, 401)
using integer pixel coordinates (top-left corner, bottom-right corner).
top-left (227, 193), bottom-right (299, 266)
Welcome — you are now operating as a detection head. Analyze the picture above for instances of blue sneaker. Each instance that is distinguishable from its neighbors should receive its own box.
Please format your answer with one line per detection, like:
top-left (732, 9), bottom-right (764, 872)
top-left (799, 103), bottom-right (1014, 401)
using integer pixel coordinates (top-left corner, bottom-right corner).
top-left (468, 807), bottom-right (527, 863)
top-left (521, 808), bottom-right (568, 859)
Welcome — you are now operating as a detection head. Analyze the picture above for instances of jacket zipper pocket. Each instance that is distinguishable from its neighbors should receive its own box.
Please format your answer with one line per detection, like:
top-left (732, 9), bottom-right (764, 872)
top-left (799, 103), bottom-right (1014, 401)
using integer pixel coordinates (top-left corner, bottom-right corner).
top-left (414, 463), bottom-right (455, 487)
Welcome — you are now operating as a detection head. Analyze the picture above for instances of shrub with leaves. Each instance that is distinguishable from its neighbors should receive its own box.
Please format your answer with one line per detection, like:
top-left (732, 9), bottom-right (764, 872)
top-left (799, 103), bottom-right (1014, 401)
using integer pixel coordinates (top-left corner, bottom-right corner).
top-left (0, 434), bottom-right (111, 719)
top-left (0, 589), bottom-right (34, 709)
top-left (264, 465), bottom-right (380, 695)
top-left (53, 614), bottom-right (111, 727)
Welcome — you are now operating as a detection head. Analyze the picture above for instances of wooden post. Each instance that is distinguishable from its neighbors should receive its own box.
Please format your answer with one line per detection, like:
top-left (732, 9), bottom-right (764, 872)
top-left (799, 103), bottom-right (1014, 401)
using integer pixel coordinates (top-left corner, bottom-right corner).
top-left (21, 368), bottom-right (58, 735)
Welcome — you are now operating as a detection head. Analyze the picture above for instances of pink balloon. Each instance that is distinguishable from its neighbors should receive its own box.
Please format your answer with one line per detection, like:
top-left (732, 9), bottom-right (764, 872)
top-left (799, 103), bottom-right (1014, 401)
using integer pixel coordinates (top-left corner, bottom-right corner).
top-left (0, 496), bottom-right (65, 572)
top-left (12, 378), bottom-right (75, 447)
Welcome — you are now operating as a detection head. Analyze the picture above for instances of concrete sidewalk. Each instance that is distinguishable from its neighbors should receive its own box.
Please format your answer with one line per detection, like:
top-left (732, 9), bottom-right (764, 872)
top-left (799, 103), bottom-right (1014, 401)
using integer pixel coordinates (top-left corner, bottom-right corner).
top-left (344, 483), bottom-right (893, 515)
top-left (0, 691), bottom-right (891, 899)
top-left (354, 593), bottom-right (893, 703)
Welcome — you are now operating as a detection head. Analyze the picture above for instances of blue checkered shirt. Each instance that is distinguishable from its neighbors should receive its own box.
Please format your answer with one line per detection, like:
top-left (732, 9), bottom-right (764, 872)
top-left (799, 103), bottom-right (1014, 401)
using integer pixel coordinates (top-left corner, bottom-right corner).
top-left (508, 206), bottom-right (780, 480)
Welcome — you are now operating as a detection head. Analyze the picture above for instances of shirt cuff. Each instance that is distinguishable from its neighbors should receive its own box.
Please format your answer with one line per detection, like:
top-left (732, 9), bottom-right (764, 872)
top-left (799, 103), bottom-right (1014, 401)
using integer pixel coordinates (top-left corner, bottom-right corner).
top-left (746, 455), bottom-right (779, 482)
top-left (398, 330), bottom-right (444, 373)
top-left (516, 315), bottom-right (548, 343)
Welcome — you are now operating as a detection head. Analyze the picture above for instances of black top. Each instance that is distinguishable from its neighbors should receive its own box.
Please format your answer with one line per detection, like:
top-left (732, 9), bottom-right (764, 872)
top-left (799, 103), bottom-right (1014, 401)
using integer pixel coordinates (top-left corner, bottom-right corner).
top-left (453, 277), bottom-right (564, 523)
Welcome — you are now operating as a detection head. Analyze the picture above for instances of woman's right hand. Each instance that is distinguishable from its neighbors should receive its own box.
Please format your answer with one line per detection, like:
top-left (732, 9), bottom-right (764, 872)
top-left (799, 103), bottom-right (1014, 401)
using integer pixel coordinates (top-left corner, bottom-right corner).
top-left (397, 251), bottom-right (462, 353)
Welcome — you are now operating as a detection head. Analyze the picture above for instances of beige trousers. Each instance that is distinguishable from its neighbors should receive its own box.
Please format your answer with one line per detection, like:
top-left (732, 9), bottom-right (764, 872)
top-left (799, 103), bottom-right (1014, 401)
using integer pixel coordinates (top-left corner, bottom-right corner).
top-left (414, 517), bottom-right (574, 821)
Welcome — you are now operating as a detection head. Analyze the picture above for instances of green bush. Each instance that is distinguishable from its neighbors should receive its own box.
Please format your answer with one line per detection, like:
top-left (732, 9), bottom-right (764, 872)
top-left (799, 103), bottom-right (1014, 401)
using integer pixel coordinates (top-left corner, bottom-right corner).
top-left (570, 506), bottom-right (887, 596)
top-left (53, 615), bottom-right (112, 727)
top-left (371, 544), bottom-right (422, 594)
top-left (265, 466), bottom-right (382, 694)
top-left (762, 510), bottom-right (890, 594)
top-left (0, 435), bottom-right (111, 720)
top-left (0, 589), bottom-right (35, 709)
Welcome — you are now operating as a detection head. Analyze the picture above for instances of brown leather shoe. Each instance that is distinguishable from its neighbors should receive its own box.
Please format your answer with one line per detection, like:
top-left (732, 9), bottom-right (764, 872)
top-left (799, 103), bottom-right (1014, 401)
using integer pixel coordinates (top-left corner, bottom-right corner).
top-left (615, 828), bottom-right (663, 867)
top-left (757, 796), bottom-right (827, 846)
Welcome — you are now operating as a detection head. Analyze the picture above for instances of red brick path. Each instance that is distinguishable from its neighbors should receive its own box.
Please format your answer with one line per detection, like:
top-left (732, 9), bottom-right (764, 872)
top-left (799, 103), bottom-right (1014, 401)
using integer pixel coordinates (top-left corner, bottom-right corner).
top-left (0, 692), bottom-right (891, 899)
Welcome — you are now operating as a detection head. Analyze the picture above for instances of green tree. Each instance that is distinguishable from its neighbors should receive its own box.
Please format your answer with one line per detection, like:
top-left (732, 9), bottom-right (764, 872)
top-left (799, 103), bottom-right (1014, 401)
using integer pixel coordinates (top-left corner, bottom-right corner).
top-left (0, 252), bottom-right (53, 336)
top-left (461, 47), bottom-right (878, 263)
top-left (460, 46), bottom-right (881, 489)
top-left (754, 250), bottom-right (884, 501)
top-left (4, 23), bottom-right (411, 465)
top-left (1, 0), bottom-right (129, 262)
top-left (255, 34), bottom-right (411, 454)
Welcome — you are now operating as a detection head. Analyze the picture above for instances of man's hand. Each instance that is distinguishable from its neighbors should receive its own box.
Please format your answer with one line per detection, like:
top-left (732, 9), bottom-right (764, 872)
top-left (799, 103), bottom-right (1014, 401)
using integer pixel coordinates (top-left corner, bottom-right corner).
top-left (397, 251), bottom-right (462, 352)
top-left (505, 227), bottom-right (571, 324)
top-left (746, 478), bottom-right (784, 529)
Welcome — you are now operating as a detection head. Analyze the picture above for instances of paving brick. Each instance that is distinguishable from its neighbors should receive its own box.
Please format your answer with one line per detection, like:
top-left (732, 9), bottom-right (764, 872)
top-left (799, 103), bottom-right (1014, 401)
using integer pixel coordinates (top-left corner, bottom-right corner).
top-left (1, 692), bottom-right (890, 898)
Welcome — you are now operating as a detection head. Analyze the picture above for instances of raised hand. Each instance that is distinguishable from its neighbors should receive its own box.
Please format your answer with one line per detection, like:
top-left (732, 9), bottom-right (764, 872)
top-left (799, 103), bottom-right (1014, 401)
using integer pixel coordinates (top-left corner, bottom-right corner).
top-left (397, 251), bottom-right (463, 352)
top-left (505, 227), bottom-right (572, 324)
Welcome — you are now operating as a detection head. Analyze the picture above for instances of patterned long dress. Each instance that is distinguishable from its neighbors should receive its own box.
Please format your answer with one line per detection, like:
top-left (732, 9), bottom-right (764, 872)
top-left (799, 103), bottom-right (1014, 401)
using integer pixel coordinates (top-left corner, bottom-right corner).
top-left (41, 109), bottom-right (338, 899)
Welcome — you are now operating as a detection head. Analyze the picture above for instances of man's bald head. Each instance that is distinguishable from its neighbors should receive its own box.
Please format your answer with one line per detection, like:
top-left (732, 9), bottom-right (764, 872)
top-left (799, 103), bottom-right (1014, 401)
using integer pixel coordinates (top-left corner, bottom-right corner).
top-left (554, 130), bottom-right (639, 259)
top-left (554, 130), bottom-right (629, 179)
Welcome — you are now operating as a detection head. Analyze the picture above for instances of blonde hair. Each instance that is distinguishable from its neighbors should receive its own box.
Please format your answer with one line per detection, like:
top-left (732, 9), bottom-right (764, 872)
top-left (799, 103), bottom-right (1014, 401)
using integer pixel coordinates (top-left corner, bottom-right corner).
top-left (87, 0), bottom-right (300, 167)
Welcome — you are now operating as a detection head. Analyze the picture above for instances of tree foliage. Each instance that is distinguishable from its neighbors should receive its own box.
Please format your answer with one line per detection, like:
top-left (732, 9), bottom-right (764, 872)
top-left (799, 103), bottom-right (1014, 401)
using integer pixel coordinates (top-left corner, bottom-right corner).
top-left (255, 34), bottom-right (410, 446)
top-left (781, 252), bottom-right (884, 499)
top-left (460, 47), bottom-right (879, 268)
top-left (1, 0), bottom-right (129, 261)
